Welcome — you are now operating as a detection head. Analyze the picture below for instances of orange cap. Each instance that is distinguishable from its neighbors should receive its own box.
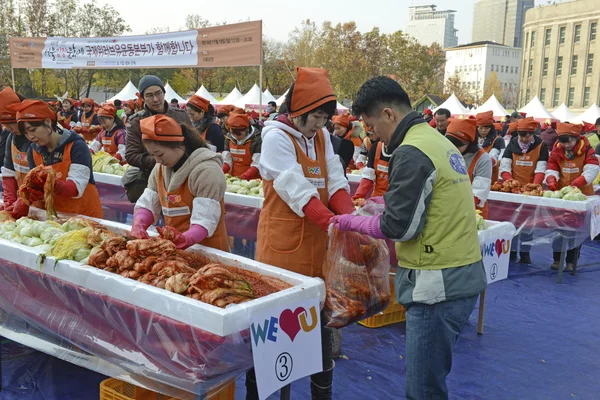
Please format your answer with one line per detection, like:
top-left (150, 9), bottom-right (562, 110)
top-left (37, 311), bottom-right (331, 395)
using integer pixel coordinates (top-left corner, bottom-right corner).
top-left (0, 87), bottom-right (21, 123)
top-left (187, 95), bottom-right (210, 112)
top-left (557, 123), bottom-right (582, 137)
top-left (217, 104), bottom-right (233, 113)
top-left (11, 99), bottom-right (56, 123)
top-left (123, 100), bottom-right (135, 110)
top-left (98, 104), bottom-right (116, 118)
top-left (332, 114), bottom-right (350, 129)
top-left (476, 110), bottom-right (494, 127)
top-left (289, 67), bottom-right (336, 118)
top-left (517, 117), bottom-right (538, 132)
top-left (228, 113), bottom-right (250, 129)
top-left (231, 107), bottom-right (246, 115)
top-left (507, 122), bottom-right (518, 134)
top-left (140, 115), bottom-right (183, 142)
top-left (81, 98), bottom-right (95, 106)
top-left (446, 119), bottom-right (477, 143)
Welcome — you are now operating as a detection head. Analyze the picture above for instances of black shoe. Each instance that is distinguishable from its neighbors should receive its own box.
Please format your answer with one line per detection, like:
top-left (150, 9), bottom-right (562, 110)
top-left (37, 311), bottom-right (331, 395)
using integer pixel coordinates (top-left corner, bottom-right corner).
top-left (310, 361), bottom-right (334, 400)
top-left (518, 252), bottom-right (532, 264)
top-left (510, 252), bottom-right (518, 262)
top-left (245, 369), bottom-right (259, 400)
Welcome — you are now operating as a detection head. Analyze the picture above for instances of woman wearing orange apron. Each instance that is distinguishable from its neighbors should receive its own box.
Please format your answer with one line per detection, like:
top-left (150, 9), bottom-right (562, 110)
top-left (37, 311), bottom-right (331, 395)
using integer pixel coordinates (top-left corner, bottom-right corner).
top-left (500, 117), bottom-right (549, 264)
top-left (446, 119), bottom-right (492, 218)
top-left (57, 98), bottom-right (78, 130)
top-left (546, 123), bottom-right (600, 271)
top-left (355, 129), bottom-right (378, 169)
top-left (89, 104), bottom-right (127, 163)
top-left (332, 113), bottom-right (364, 168)
top-left (10, 100), bottom-right (103, 219)
top-left (246, 67), bottom-right (355, 400)
top-left (476, 111), bottom-right (505, 184)
top-left (222, 113), bottom-right (261, 179)
top-left (352, 140), bottom-right (391, 200)
top-left (185, 95), bottom-right (224, 153)
top-left (73, 98), bottom-right (101, 142)
top-left (130, 115), bottom-right (229, 252)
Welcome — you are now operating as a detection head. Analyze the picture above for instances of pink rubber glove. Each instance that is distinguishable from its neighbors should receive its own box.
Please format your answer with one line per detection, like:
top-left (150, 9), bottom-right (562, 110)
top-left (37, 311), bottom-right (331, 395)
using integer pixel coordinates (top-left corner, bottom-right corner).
top-left (330, 214), bottom-right (387, 239)
top-left (368, 196), bottom-right (385, 205)
top-left (130, 208), bottom-right (154, 239)
top-left (173, 224), bottom-right (208, 249)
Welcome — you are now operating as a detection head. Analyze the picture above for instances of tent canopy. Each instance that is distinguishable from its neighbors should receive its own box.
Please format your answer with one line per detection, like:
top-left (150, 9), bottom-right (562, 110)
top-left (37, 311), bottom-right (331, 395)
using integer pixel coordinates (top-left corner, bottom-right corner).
top-left (234, 84), bottom-right (272, 110)
top-left (194, 85), bottom-right (218, 104)
top-left (474, 95), bottom-right (509, 119)
top-left (276, 88), bottom-right (289, 106)
top-left (106, 81), bottom-right (138, 103)
top-left (551, 103), bottom-right (577, 123)
top-left (262, 88), bottom-right (277, 103)
top-left (337, 102), bottom-right (349, 112)
top-left (164, 83), bottom-right (186, 105)
top-left (518, 96), bottom-right (555, 122)
top-left (433, 94), bottom-right (468, 116)
top-left (573, 103), bottom-right (600, 124)
top-left (219, 87), bottom-right (243, 105)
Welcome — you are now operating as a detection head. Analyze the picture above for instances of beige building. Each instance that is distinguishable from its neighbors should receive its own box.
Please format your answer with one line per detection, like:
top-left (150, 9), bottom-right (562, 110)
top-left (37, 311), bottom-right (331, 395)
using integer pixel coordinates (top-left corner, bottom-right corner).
top-left (521, 0), bottom-right (600, 113)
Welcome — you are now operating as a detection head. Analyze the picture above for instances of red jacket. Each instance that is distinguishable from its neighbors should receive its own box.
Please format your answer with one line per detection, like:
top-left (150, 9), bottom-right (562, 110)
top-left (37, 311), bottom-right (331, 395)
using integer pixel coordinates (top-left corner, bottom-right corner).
top-left (547, 136), bottom-right (598, 172)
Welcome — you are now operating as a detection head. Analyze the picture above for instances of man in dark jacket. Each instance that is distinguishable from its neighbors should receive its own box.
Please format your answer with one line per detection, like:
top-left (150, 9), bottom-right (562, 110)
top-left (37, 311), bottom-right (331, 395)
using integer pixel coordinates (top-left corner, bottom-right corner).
top-left (434, 108), bottom-right (450, 135)
top-left (540, 122), bottom-right (558, 150)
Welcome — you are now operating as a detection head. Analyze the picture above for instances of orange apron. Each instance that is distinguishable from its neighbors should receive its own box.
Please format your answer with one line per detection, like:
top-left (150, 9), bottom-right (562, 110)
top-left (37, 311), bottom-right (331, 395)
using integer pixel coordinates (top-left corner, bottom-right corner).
top-left (157, 167), bottom-right (230, 252)
top-left (364, 137), bottom-right (372, 153)
top-left (57, 112), bottom-right (73, 130)
top-left (558, 152), bottom-right (593, 195)
top-left (468, 149), bottom-right (489, 218)
top-left (32, 142), bottom-right (103, 218)
top-left (79, 112), bottom-right (100, 142)
top-left (345, 128), bottom-right (363, 148)
top-left (483, 135), bottom-right (501, 184)
top-left (229, 139), bottom-right (253, 177)
top-left (372, 141), bottom-right (390, 197)
top-left (256, 130), bottom-right (329, 278)
top-left (512, 143), bottom-right (542, 184)
top-left (11, 140), bottom-right (30, 186)
top-left (100, 129), bottom-right (119, 157)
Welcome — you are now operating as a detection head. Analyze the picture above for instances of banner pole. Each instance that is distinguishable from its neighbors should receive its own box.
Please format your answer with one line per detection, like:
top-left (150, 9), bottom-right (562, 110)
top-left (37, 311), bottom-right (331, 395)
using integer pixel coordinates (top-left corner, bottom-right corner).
top-left (259, 63), bottom-right (263, 119)
top-left (11, 68), bottom-right (16, 90)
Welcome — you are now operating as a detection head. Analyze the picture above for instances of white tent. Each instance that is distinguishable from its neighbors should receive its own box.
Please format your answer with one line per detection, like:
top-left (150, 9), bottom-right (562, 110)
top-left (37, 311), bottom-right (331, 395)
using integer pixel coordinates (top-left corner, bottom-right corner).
top-left (518, 96), bottom-right (555, 121)
top-left (165, 83), bottom-right (186, 105)
top-left (234, 84), bottom-right (272, 110)
top-left (551, 103), bottom-right (577, 122)
top-left (193, 85), bottom-right (218, 104)
top-left (107, 81), bottom-right (138, 103)
top-left (219, 87), bottom-right (243, 105)
top-left (433, 94), bottom-right (469, 116)
top-left (573, 103), bottom-right (600, 124)
top-left (474, 95), bottom-right (509, 119)
top-left (262, 88), bottom-right (277, 103)
top-left (276, 88), bottom-right (290, 106)
top-left (337, 102), bottom-right (349, 112)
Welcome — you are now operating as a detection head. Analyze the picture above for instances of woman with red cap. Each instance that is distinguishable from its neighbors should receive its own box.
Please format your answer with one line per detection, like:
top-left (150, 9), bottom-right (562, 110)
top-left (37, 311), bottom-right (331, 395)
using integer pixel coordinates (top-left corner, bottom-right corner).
top-left (545, 123), bottom-right (599, 270)
top-left (500, 117), bottom-right (549, 264)
top-left (351, 131), bottom-right (391, 201)
top-left (89, 104), bottom-right (127, 163)
top-left (446, 118), bottom-right (493, 217)
top-left (122, 100), bottom-right (135, 121)
top-left (0, 87), bottom-right (29, 211)
top-left (129, 115), bottom-right (229, 251)
top-left (186, 95), bottom-right (224, 152)
top-left (246, 67), bottom-right (355, 400)
top-left (222, 113), bottom-right (261, 180)
top-left (73, 98), bottom-right (101, 142)
top-left (332, 113), bottom-right (364, 168)
top-left (11, 100), bottom-right (103, 219)
top-left (476, 110), bottom-right (505, 184)
top-left (57, 98), bottom-right (78, 130)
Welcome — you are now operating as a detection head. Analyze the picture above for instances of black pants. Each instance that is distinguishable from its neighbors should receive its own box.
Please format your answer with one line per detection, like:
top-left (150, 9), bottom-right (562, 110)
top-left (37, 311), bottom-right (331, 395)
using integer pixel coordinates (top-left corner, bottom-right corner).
top-left (245, 316), bottom-right (334, 400)
top-left (554, 246), bottom-right (581, 264)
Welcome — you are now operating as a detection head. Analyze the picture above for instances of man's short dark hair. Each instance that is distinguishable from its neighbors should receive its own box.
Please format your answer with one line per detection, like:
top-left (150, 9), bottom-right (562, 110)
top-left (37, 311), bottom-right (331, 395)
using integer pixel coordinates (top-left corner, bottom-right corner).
top-left (268, 101), bottom-right (276, 108)
top-left (170, 99), bottom-right (179, 104)
top-left (434, 108), bottom-right (451, 118)
top-left (113, 99), bottom-right (122, 108)
top-left (352, 76), bottom-right (411, 117)
top-left (595, 117), bottom-right (600, 126)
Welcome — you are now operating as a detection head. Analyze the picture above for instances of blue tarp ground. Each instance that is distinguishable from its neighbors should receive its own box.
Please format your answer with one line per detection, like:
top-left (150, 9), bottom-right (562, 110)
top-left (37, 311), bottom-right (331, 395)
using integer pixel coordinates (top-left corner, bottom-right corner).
top-left (2, 241), bottom-right (600, 400)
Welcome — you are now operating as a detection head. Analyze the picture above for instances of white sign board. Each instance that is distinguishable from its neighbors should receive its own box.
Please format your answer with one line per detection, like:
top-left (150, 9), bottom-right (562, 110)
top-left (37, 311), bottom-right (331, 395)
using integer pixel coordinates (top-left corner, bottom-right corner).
top-left (480, 234), bottom-right (513, 284)
top-left (250, 297), bottom-right (322, 400)
top-left (589, 201), bottom-right (600, 239)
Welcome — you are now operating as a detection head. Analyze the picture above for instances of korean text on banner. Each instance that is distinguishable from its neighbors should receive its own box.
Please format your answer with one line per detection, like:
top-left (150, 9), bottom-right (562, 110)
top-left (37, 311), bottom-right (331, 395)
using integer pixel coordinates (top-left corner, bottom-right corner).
top-left (481, 234), bottom-right (512, 284)
top-left (9, 20), bottom-right (262, 69)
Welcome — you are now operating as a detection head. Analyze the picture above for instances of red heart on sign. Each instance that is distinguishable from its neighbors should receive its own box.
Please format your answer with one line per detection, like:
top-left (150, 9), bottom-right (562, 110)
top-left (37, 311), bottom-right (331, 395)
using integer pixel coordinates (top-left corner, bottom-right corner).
top-left (495, 239), bottom-right (503, 258)
top-left (279, 307), bottom-right (306, 342)
top-left (167, 194), bottom-right (178, 204)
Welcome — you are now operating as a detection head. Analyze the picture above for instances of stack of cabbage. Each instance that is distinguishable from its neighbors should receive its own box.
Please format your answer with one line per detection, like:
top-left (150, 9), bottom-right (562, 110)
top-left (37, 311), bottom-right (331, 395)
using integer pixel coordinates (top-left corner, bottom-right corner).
top-left (475, 210), bottom-right (487, 231)
top-left (225, 175), bottom-right (263, 197)
top-left (542, 186), bottom-right (588, 201)
top-left (91, 150), bottom-right (129, 176)
top-left (350, 169), bottom-right (363, 175)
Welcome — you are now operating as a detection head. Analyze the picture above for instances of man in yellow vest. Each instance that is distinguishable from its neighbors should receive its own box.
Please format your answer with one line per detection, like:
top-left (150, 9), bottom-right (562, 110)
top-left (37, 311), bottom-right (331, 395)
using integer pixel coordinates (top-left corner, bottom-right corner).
top-left (332, 76), bottom-right (487, 400)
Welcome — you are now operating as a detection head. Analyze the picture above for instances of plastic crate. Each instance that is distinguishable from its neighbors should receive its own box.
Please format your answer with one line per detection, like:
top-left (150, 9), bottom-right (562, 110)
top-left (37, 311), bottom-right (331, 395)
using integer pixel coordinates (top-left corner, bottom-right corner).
top-left (358, 273), bottom-right (406, 328)
top-left (99, 378), bottom-right (235, 400)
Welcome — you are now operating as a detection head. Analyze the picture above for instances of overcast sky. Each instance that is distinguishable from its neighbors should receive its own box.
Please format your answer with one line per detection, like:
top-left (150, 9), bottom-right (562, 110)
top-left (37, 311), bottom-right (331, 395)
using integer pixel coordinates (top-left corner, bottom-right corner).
top-left (94, 0), bottom-right (548, 45)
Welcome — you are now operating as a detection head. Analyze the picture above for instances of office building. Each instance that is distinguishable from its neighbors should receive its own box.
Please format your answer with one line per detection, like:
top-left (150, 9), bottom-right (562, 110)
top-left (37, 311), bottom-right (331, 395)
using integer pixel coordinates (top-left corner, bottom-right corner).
top-left (405, 5), bottom-right (458, 48)
top-left (472, 0), bottom-right (535, 47)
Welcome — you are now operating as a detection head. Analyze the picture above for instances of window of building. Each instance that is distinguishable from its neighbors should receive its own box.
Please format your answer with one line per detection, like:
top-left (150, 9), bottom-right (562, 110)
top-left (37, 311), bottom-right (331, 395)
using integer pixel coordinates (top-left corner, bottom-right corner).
top-left (542, 58), bottom-right (549, 76)
top-left (574, 25), bottom-right (581, 43)
top-left (553, 88), bottom-right (560, 107)
top-left (584, 87), bottom-right (591, 107)
top-left (510, 66), bottom-right (514, 74)
top-left (525, 32), bottom-right (529, 48)
top-left (571, 55), bottom-right (578, 75)
top-left (540, 88), bottom-right (546, 104)
top-left (531, 31), bottom-right (536, 47)
top-left (588, 54), bottom-right (594, 74)
top-left (559, 27), bottom-right (566, 44)
top-left (528, 60), bottom-right (533, 77)
top-left (591, 22), bottom-right (597, 41)
top-left (491, 64), bottom-right (494, 72)
top-left (568, 87), bottom-right (575, 106)
top-left (545, 28), bottom-right (552, 46)
top-left (501, 65), bottom-right (504, 73)
top-left (515, 67), bottom-right (518, 75)
top-left (556, 56), bottom-right (563, 76)
top-left (526, 89), bottom-right (531, 101)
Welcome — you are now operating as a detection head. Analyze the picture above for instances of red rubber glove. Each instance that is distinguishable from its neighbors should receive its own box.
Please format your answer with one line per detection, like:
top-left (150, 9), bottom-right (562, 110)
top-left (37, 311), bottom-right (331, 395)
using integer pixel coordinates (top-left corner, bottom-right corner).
top-left (90, 147), bottom-right (95, 155)
top-left (10, 199), bottom-right (29, 219)
top-left (240, 166), bottom-right (260, 181)
top-left (546, 175), bottom-right (559, 191)
top-left (303, 197), bottom-right (334, 232)
top-left (2, 176), bottom-right (18, 208)
top-left (533, 172), bottom-right (545, 185)
top-left (570, 175), bottom-right (587, 188)
top-left (54, 179), bottom-right (79, 197)
top-left (130, 208), bottom-right (153, 239)
top-left (474, 197), bottom-right (479, 207)
top-left (173, 224), bottom-right (208, 249)
top-left (222, 163), bottom-right (231, 174)
top-left (490, 158), bottom-right (497, 167)
top-left (501, 172), bottom-right (513, 181)
top-left (356, 162), bottom-right (365, 170)
top-left (352, 178), bottom-right (374, 201)
top-left (115, 153), bottom-right (128, 165)
top-left (329, 189), bottom-right (356, 215)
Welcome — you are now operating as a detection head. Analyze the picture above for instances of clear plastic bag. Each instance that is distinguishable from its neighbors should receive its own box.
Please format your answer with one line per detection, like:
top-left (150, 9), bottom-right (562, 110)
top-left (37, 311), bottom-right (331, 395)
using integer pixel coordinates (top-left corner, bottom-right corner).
top-left (323, 204), bottom-right (390, 328)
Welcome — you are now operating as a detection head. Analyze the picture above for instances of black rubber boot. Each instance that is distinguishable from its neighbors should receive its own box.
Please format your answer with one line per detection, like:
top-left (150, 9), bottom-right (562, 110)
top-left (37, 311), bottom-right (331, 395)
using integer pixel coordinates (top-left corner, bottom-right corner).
top-left (310, 361), bottom-right (334, 400)
top-left (519, 252), bottom-right (532, 264)
top-left (245, 368), bottom-right (259, 400)
top-left (510, 251), bottom-right (518, 262)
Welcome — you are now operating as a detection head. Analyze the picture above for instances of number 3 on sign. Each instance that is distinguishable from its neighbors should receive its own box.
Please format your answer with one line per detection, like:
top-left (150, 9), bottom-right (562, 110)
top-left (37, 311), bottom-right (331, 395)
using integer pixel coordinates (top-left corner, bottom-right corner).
top-left (276, 352), bottom-right (293, 381)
